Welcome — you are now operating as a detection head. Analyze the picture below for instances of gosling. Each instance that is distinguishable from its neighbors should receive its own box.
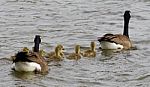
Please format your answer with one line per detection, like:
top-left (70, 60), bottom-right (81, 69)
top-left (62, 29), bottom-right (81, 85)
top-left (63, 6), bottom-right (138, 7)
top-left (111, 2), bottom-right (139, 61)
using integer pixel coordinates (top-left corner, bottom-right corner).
top-left (47, 44), bottom-right (64, 57)
top-left (66, 45), bottom-right (81, 60)
top-left (47, 45), bottom-right (64, 62)
top-left (82, 41), bottom-right (96, 57)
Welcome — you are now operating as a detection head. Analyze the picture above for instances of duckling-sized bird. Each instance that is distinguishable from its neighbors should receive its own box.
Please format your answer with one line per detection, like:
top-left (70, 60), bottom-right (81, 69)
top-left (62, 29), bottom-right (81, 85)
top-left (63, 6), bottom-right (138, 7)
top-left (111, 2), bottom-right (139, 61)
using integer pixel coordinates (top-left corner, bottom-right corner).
top-left (22, 47), bottom-right (30, 52)
top-left (56, 44), bottom-right (65, 57)
top-left (39, 49), bottom-right (47, 57)
top-left (66, 45), bottom-right (81, 60)
top-left (11, 35), bottom-right (48, 74)
top-left (47, 45), bottom-right (64, 62)
top-left (81, 41), bottom-right (96, 57)
top-left (98, 10), bottom-right (132, 50)
top-left (47, 44), bottom-right (64, 58)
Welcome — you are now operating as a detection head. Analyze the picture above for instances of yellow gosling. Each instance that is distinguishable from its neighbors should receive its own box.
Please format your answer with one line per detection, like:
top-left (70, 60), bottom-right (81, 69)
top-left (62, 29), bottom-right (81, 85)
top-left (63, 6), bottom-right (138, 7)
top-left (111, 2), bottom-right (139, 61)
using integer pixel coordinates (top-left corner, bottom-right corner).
top-left (22, 47), bottom-right (30, 53)
top-left (39, 49), bottom-right (47, 57)
top-left (66, 45), bottom-right (81, 60)
top-left (47, 45), bottom-right (63, 62)
top-left (47, 44), bottom-right (64, 58)
top-left (56, 44), bottom-right (64, 57)
top-left (82, 41), bottom-right (96, 57)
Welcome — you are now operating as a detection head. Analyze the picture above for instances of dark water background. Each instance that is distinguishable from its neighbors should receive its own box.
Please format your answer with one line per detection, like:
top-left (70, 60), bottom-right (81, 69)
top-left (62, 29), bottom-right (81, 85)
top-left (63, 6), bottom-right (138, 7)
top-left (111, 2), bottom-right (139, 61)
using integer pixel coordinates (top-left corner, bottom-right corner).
top-left (0, 0), bottom-right (150, 87)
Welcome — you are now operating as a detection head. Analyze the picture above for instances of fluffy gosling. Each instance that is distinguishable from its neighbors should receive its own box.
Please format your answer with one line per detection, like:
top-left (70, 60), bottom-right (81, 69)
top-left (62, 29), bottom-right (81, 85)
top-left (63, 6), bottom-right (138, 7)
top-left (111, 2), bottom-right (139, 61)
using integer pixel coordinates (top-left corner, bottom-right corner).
top-left (47, 45), bottom-right (64, 62)
top-left (82, 41), bottom-right (96, 57)
top-left (66, 45), bottom-right (81, 60)
top-left (47, 44), bottom-right (64, 57)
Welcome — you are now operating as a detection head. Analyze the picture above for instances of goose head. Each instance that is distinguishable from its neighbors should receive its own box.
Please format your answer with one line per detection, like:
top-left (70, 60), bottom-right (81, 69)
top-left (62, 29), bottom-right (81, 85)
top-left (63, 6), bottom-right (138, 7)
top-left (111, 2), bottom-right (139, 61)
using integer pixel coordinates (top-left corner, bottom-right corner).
top-left (124, 10), bottom-right (131, 23)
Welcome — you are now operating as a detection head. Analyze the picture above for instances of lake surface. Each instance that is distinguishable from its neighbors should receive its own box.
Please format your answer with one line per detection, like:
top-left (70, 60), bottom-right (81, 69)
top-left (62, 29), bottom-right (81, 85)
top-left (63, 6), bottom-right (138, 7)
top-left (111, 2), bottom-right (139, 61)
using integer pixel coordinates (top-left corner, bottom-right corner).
top-left (0, 0), bottom-right (150, 87)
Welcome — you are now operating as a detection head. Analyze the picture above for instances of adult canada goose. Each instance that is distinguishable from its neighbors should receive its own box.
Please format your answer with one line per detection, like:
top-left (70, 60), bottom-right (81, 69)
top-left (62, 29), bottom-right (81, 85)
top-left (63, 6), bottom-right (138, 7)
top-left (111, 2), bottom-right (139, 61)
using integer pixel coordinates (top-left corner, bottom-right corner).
top-left (81, 41), bottom-right (96, 57)
top-left (47, 45), bottom-right (64, 62)
top-left (98, 10), bottom-right (132, 50)
top-left (66, 45), bottom-right (81, 60)
top-left (11, 35), bottom-right (48, 74)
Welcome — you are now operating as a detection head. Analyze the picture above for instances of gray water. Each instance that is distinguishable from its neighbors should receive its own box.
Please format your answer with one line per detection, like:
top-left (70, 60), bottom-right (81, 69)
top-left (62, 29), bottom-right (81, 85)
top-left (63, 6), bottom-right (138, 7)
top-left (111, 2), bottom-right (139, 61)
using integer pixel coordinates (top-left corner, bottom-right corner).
top-left (0, 0), bottom-right (150, 87)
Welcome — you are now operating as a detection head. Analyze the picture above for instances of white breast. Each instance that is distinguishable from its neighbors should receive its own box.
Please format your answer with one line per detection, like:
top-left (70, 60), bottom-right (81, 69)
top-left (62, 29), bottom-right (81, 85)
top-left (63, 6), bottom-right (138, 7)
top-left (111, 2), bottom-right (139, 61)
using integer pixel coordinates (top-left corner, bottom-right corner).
top-left (100, 41), bottom-right (123, 49)
top-left (12, 62), bottom-right (41, 72)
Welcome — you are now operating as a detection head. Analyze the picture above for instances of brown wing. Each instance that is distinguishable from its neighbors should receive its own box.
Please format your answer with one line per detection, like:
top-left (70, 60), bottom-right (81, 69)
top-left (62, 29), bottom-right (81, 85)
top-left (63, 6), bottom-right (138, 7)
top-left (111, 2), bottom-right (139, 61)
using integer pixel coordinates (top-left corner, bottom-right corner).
top-left (111, 34), bottom-right (132, 49)
top-left (98, 34), bottom-right (132, 49)
top-left (98, 34), bottom-right (117, 43)
top-left (27, 52), bottom-right (45, 64)
top-left (27, 52), bottom-right (48, 73)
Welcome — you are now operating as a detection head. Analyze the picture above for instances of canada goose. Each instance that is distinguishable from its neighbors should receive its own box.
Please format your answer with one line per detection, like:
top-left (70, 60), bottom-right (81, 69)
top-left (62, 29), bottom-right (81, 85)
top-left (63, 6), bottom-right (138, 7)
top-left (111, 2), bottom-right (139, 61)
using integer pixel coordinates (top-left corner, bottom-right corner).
top-left (98, 10), bottom-right (132, 50)
top-left (11, 35), bottom-right (48, 74)
top-left (66, 45), bottom-right (81, 60)
top-left (82, 41), bottom-right (96, 57)
top-left (47, 45), bottom-right (64, 62)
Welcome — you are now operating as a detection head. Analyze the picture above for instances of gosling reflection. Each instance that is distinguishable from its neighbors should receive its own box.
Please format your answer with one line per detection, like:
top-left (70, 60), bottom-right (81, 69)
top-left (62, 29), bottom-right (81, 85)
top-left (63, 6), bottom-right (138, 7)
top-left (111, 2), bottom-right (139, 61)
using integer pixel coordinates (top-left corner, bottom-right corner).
top-left (11, 70), bottom-right (36, 80)
top-left (101, 49), bottom-right (122, 57)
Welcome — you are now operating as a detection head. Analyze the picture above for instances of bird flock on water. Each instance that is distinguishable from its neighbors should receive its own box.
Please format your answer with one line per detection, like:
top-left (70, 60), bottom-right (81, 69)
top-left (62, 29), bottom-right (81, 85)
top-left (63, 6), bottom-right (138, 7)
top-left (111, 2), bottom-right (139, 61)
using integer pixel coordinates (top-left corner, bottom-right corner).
top-left (11, 10), bottom-right (134, 74)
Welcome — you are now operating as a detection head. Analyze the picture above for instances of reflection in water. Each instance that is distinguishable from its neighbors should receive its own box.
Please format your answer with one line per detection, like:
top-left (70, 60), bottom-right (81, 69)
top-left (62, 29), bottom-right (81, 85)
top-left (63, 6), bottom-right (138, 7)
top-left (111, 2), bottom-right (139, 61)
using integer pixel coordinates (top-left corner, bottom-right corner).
top-left (101, 49), bottom-right (122, 57)
top-left (11, 71), bottom-right (36, 80)
top-left (98, 49), bottom-right (122, 61)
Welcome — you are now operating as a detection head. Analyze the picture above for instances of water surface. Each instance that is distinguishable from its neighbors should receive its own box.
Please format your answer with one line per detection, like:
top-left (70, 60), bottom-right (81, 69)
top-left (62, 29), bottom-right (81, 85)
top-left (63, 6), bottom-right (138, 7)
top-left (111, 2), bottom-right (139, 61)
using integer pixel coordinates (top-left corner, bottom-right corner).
top-left (0, 0), bottom-right (150, 87)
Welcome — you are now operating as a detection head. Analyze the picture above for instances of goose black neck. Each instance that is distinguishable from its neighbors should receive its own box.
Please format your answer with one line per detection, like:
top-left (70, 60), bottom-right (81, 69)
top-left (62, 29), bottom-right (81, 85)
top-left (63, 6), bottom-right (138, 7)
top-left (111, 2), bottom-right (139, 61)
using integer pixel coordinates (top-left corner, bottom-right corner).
top-left (123, 11), bottom-right (130, 38)
top-left (34, 35), bottom-right (41, 52)
top-left (123, 21), bottom-right (129, 38)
